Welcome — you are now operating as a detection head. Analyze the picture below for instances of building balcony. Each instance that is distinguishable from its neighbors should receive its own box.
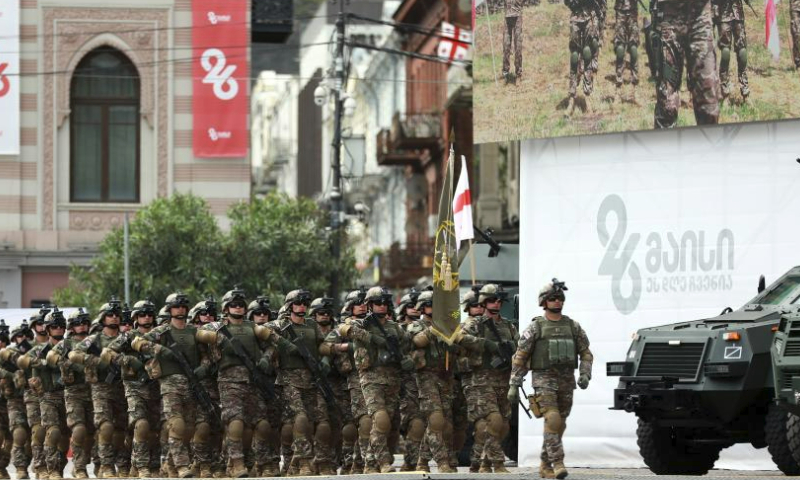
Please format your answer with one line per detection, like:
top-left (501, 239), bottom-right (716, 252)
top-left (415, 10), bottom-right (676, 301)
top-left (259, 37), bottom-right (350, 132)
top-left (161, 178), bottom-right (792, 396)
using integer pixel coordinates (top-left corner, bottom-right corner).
top-left (376, 112), bottom-right (443, 168)
top-left (380, 240), bottom-right (434, 287)
top-left (252, 0), bottom-right (293, 43)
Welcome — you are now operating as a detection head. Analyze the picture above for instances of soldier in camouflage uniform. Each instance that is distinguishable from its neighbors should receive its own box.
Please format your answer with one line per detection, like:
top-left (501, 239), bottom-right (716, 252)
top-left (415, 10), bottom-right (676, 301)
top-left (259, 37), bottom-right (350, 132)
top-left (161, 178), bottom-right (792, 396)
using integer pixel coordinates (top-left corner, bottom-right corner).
top-left (459, 287), bottom-right (487, 472)
top-left (0, 323), bottom-right (11, 479)
top-left (502, 0), bottom-right (524, 83)
top-left (0, 322), bottom-right (33, 479)
top-left (19, 309), bottom-right (69, 480)
top-left (613, 0), bottom-right (640, 100)
top-left (126, 292), bottom-right (220, 478)
top-left (105, 300), bottom-right (162, 478)
top-left (394, 290), bottom-right (428, 472)
top-left (566, 0), bottom-right (603, 113)
top-left (333, 286), bottom-right (414, 473)
top-left (459, 285), bottom-right (518, 473)
top-left (791, 0), bottom-right (800, 69)
top-left (652, 0), bottom-right (720, 128)
top-left (272, 289), bottom-right (333, 476)
top-left (712, 0), bottom-right (750, 102)
top-left (508, 280), bottom-right (593, 480)
top-left (45, 309), bottom-right (94, 479)
top-left (68, 299), bottom-right (129, 479)
top-left (23, 312), bottom-right (48, 479)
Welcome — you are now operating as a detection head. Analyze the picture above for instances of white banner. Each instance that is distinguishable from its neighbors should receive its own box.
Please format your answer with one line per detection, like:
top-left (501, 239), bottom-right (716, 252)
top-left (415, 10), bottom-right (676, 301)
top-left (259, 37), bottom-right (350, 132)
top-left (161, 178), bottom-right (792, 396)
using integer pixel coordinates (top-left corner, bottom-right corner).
top-left (0, 0), bottom-right (19, 155)
top-left (519, 121), bottom-right (800, 470)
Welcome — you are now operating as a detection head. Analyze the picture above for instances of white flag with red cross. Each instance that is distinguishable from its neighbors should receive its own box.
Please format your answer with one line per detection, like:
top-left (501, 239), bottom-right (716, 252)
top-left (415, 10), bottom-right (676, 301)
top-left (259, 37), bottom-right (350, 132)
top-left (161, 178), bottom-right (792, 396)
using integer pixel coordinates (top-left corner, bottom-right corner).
top-left (453, 156), bottom-right (474, 251)
top-left (437, 22), bottom-right (472, 62)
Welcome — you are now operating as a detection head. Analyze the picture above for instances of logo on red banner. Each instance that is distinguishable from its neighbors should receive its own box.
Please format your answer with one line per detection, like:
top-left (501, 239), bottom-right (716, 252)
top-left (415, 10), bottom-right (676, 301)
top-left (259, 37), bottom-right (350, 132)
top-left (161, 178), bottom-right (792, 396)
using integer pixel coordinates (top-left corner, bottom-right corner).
top-left (193, 0), bottom-right (248, 158)
top-left (0, 63), bottom-right (10, 98)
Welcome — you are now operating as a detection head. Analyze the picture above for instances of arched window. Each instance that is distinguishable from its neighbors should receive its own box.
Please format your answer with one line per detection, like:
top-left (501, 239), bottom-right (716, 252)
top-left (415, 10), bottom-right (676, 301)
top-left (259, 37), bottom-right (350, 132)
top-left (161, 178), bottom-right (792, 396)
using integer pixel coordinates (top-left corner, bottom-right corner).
top-left (70, 47), bottom-right (140, 203)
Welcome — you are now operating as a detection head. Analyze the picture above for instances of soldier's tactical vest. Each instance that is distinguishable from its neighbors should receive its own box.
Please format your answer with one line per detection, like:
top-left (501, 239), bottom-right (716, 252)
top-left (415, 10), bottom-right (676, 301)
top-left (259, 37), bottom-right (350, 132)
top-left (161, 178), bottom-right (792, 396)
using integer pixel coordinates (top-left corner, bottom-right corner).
top-left (218, 322), bottom-right (259, 372)
top-left (412, 319), bottom-right (449, 371)
top-left (91, 333), bottom-right (119, 382)
top-left (159, 325), bottom-right (200, 377)
top-left (354, 319), bottom-right (403, 370)
top-left (477, 316), bottom-right (516, 370)
top-left (279, 321), bottom-right (319, 370)
top-left (60, 338), bottom-right (86, 386)
top-left (531, 316), bottom-right (577, 371)
top-left (30, 345), bottom-right (61, 393)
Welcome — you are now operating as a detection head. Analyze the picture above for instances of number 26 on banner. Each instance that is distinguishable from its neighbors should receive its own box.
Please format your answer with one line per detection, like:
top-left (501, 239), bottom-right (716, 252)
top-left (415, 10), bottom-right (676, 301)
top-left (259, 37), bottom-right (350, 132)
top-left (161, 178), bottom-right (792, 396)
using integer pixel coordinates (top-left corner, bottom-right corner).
top-left (200, 48), bottom-right (238, 101)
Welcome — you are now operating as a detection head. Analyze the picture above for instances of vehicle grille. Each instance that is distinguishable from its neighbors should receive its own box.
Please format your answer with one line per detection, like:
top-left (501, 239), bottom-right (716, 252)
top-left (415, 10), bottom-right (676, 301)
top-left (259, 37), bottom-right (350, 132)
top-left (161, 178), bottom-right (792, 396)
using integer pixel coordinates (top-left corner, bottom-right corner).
top-left (782, 369), bottom-right (800, 390)
top-left (785, 340), bottom-right (800, 357)
top-left (636, 342), bottom-right (705, 380)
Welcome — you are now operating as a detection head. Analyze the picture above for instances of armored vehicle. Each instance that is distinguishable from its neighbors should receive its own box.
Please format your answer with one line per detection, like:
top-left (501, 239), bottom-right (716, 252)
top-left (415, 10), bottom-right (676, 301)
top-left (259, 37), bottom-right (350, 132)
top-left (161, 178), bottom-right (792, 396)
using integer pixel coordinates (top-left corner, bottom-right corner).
top-left (608, 267), bottom-right (800, 475)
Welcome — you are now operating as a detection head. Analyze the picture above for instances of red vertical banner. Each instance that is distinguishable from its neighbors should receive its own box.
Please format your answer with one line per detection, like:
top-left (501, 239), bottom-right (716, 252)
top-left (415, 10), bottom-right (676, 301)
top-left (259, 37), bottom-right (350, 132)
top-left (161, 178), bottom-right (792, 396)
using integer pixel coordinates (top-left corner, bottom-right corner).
top-left (193, 0), bottom-right (248, 157)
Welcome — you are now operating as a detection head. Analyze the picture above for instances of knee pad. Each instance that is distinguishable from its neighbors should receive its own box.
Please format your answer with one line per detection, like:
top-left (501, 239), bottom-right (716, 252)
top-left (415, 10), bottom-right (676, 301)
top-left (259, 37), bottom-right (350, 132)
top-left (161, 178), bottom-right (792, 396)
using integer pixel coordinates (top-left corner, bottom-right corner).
top-left (427, 411), bottom-right (445, 433)
top-left (31, 424), bottom-right (44, 444)
top-left (168, 417), bottom-right (186, 440)
top-left (98, 422), bottom-right (114, 443)
top-left (486, 413), bottom-right (504, 439)
top-left (590, 38), bottom-right (599, 53)
top-left (373, 410), bottom-right (391, 435)
top-left (570, 51), bottom-right (579, 71)
top-left (543, 411), bottom-right (563, 435)
top-left (192, 422), bottom-right (210, 443)
top-left (737, 48), bottom-right (747, 69)
top-left (292, 415), bottom-right (309, 438)
top-left (582, 45), bottom-right (592, 62)
top-left (473, 419), bottom-right (487, 444)
top-left (358, 416), bottom-right (372, 439)
top-left (407, 418), bottom-right (425, 442)
top-left (315, 421), bottom-right (332, 445)
top-left (342, 423), bottom-right (357, 444)
top-left (227, 420), bottom-right (244, 441)
top-left (12, 427), bottom-right (27, 447)
top-left (71, 425), bottom-right (87, 445)
top-left (615, 44), bottom-right (625, 61)
top-left (720, 47), bottom-right (731, 67)
top-left (629, 45), bottom-right (638, 65)
top-left (280, 424), bottom-right (294, 447)
top-left (254, 420), bottom-right (270, 441)
top-left (44, 427), bottom-right (61, 448)
top-left (134, 419), bottom-right (150, 443)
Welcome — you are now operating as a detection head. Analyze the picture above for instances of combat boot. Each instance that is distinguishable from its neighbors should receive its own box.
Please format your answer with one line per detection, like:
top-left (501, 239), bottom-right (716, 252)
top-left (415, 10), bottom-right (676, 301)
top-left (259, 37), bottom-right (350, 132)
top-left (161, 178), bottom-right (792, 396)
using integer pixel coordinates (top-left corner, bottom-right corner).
top-left (116, 467), bottom-right (129, 478)
top-left (539, 462), bottom-right (555, 479)
top-left (48, 469), bottom-right (62, 480)
top-left (72, 469), bottom-right (88, 479)
top-left (478, 460), bottom-right (492, 473)
top-left (128, 465), bottom-right (138, 478)
top-left (36, 466), bottom-right (48, 479)
top-left (363, 463), bottom-right (380, 474)
top-left (259, 462), bottom-right (280, 477)
top-left (16, 468), bottom-right (29, 480)
top-left (493, 461), bottom-right (510, 473)
top-left (0, 468), bottom-right (8, 479)
top-left (297, 459), bottom-right (314, 476)
top-left (469, 461), bottom-right (480, 473)
top-left (437, 462), bottom-right (457, 473)
top-left (101, 465), bottom-right (117, 479)
top-left (380, 463), bottom-right (395, 474)
top-left (229, 458), bottom-right (248, 478)
top-left (552, 461), bottom-right (568, 479)
top-left (176, 466), bottom-right (193, 479)
top-left (399, 462), bottom-right (416, 472)
top-left (318, 462), bottom-right (336, 476)
top-left (136, 467), bottom-right (149, 478)
top-left (415, 461), bottom-right (430, 473)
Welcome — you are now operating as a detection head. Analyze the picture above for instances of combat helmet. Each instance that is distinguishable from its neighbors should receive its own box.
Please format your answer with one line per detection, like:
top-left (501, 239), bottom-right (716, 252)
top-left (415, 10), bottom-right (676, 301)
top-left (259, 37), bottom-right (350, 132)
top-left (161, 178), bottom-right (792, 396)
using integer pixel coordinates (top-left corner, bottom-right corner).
top-left (396, 289), bottom-right (420, 316)
top-left (68, 308), bottom-right (91, 329)
top-left (221, 288), bottom-right (247, 312)
top-left (309, 297), bottom-right (335, 317)
top-left (461, 284), bottom-right (484, 312)
top-left (247, 296), bottom-right (272, 321)
top-left (343, 288), bottom-right (367, 313)
top-left (284, 289), bottom-right (312, 307)
top-left (478, 284), bottom-right (507, 305)
top-left (0, 319), bottom-right (8, 345)
top-left (131, 299), bottom-right (157, 320)
top-left (164, 292), bottom-right (190, 310)
top-left (156, 306), bottom-right (170, 325)
top-left (415, 289), bottom-right (433, 311)
top-left (365, 286), bottom-right (392, 306)
top-left (537, 278), bottom-right (568, 306)
top-left (95, 297), bottom-right (122, 324)
top-left (44, 307), bottom-right (67, 329)
top-left (10, 319), bottom-right (29, 341)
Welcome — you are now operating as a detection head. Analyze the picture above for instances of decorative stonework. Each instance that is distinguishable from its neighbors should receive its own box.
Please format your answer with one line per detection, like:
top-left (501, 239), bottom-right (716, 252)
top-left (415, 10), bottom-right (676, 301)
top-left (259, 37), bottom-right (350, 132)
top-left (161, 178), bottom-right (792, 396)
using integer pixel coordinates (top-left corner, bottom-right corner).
top-left (43, 7), bottom-right (170, 230)
top-left (69, 211), bottom-right (125, 231)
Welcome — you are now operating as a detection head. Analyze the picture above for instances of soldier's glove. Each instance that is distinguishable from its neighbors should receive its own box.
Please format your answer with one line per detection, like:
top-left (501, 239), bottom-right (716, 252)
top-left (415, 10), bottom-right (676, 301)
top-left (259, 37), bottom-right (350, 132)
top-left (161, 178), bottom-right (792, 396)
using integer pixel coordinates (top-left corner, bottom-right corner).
top-left (158, 346), bottom-right (177, 361)
top-left (319, 357), bottom-right (332, 376)
top-left (282, 341), bottom-right (299, 356)
top-left (125, 357), bottom-right (144, 374)
top-left (193, 365), bottom-right (208, 380)
top-left (401, 357), bottom-right (415, 372)
top-left (369, 334), bottom-right (387, 348)
top-left (257, 358), bottom-right (274, 376)
top-left (578, 374), bottom-right (590, 390)
top-left (483, 340), bottom-right (500, 354)
top-left (507, 385), bottom-right (519, 404)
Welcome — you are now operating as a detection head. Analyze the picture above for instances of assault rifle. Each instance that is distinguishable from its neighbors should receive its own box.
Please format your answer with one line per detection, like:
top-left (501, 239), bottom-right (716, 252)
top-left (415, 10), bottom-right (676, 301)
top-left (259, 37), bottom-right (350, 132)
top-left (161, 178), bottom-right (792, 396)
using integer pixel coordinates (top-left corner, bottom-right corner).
top-left (483, 317), bottom-right (515, 370)
top-left (216, 325), bottom-right (276, 401)
top-left (364, 313), bottom-right (402, 364)
top-left (161, 330), bottom-right (221, 425)
top-left (517, 385), bottom-right (533, 419)
top-left (281, 322), bottom-right (340, 415)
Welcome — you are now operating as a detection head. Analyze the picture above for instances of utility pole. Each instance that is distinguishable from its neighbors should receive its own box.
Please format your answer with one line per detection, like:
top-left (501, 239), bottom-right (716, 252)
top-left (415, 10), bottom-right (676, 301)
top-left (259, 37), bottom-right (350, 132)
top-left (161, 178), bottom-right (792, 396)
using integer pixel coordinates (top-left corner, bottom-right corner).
top-left (330, 0), bottom-right (346, 305)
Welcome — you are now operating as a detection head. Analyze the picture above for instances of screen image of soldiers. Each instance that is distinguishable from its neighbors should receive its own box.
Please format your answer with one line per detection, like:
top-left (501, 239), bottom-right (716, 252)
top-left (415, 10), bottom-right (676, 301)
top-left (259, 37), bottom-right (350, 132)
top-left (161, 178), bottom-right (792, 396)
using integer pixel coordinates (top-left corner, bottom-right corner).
top-left (651, 0), bottom-right (721, 128)
top-left (613, 0), bottom-right (640, 101)
top-left (791, 0), bottom-right (800, 69)
top-left (713, 0), bottom-right (750, 103)
top-left (566, 0), bottom-right (603, 114)
top-left (508, 279), bottom-right (592, 480)
top-left (503, 0), bottom-right (525, 84)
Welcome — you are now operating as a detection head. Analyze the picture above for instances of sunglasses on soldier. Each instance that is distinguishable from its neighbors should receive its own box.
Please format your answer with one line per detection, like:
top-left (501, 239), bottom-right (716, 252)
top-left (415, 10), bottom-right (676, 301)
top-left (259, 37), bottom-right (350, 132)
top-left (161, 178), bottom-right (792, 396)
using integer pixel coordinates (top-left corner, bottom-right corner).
top-left (229, 301), bottom-right (246, 309)
top-left (252, 310), bottom-right (269, 316)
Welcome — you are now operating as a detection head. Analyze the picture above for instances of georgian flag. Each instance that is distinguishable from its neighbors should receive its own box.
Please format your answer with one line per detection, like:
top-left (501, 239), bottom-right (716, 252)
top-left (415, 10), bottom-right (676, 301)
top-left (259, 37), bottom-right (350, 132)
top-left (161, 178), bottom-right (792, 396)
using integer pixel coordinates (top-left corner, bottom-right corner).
top-left (765, 0), bottom-right (780, 61)
top-left (453, 156), bottom-right (474, 251)
top-left (437, 22), bottom-right (472, 62)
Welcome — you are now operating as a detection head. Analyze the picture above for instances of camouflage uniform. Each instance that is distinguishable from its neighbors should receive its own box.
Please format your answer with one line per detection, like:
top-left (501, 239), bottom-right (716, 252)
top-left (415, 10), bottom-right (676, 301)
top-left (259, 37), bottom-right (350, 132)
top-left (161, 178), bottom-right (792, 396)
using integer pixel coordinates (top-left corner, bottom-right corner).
top-left (790, 0), bottom-right (800, 69)
top-left (318, 327), bottom-right (356, 473)
top-left (253, 342), bottom-right (281, 477)
top-left (48, 337), bottom-right (94, 479)
top-left (397, 328), bottom-right (426, 471)
top-left (653, 0), bottom-right (720, 128)
top-left (0, 361), bottom-right (29, 476)
top-left (0, 395), bottom-right (10, 477)
top-left (510, 315), bottom-right (592, 474)
top-left (567, 0), bottom-right (602, 98)
top-left (713, 0), bottom-right (749, 99)
top-left (614, 0), bottom-right (640, 87)
top-left (503, 0), bottom-right (524, 81)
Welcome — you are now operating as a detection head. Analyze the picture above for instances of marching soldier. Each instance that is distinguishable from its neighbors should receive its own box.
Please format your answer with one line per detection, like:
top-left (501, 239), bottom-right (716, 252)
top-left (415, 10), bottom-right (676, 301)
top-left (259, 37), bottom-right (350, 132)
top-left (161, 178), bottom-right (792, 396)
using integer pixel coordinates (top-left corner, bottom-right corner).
top-left (458, 287), bottom-right (487, 472)
top-left (395, 290), bottom-right (427, 472)
top-left (508, 280), bottom-right (593, 479)
top-left (25, 312), bottom-right (49, 479)
top-left (0, 322), bottom-right (33, 479)
top-left (0, 322), bottom-right (12, 479)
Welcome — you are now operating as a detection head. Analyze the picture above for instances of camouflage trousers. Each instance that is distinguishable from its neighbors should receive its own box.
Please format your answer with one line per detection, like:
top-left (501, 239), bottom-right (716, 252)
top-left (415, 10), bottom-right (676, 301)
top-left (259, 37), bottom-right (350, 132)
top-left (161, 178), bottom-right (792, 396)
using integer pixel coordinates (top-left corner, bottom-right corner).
top-left (196, 378), bottom-right (223, 472)
top-left (399, 370), bottom-right (426, 468)
top-left (718, 20), bottom-right (749, 98)
top-left (503, 15), bottom-right (523, 78)
top-left (24, 391), bottom-right (44, 472)
top-left (124, 380), bottom-right (161, 470)
top-left (91, 382), bottom-right (127, 469)
top-left (531, 386), bottom-right (574, 465)
top-left (39, 390), bottom-right (67, 474)
top-left (451, 376), bottom-right (468, 466)
top-left (348, 372), bottom-right (370, 471)
top-left (569, 9), bottom-right (600, 97)
top-left (465, 370), bottom-right (511, 464)
top-left (65, 384), bottom-right (94, 472)
top-left (255, 388), bottom-right (281, 472)
top-left (416, 370), bottom-right (453, 466)
top-left (160, 375), bottom-right (197, 469)
top-left (220, 381), bottom-right (259, 461)
top-left (281, 383), bottom-right (330, 464)
top-left (329, 375), bottom-right (353, 469)
top-left (654, 0), bottom-right (720, 128)
top-left (791, 0), bottom-right (800, 68)
top-left (0, 400), bottom-right (9, 471)
top-left (7, 397), bottom-right (28, 468)
top-left (361, 376), bottom-right (401, 468)
top-left (614, 9), bottom-right (639, 86)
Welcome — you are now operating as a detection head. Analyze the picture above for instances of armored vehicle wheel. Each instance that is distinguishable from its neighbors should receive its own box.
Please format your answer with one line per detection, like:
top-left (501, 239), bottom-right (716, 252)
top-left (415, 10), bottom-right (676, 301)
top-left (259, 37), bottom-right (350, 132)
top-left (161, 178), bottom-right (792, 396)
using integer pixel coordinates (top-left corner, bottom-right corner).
top-left (769, 404), bottom-right (800, 474)
top-left (636, 419), bottom-right (721, 475)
